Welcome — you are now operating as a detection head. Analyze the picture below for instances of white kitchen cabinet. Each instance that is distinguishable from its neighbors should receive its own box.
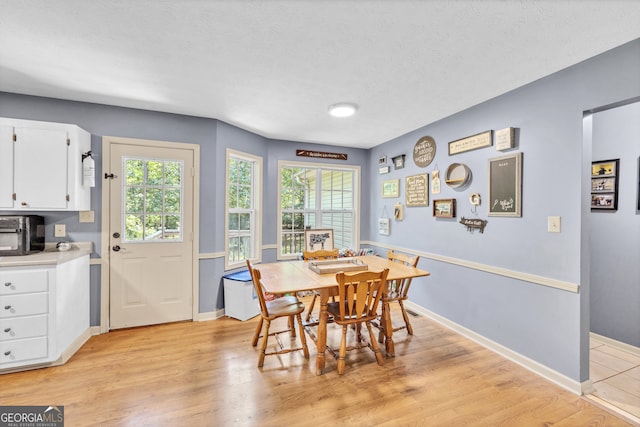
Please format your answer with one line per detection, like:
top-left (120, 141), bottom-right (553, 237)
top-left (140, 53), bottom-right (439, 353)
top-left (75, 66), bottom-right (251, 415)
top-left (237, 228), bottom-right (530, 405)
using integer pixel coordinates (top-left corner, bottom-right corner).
top-left (0, 118), bottom-right (91, 211)
top-left (0, 126), bottom-right (13, 209)
top-left (0, 254), bottom-right (90, 372)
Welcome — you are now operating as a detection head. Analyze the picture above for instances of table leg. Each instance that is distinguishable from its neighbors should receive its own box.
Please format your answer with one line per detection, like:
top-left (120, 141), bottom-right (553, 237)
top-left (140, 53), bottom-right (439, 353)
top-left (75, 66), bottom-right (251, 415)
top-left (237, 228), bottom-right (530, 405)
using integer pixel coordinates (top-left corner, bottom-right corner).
top-left (381, 296), bottom-right (395, 357)
top-left (315, 289), bottom-right (329, 375)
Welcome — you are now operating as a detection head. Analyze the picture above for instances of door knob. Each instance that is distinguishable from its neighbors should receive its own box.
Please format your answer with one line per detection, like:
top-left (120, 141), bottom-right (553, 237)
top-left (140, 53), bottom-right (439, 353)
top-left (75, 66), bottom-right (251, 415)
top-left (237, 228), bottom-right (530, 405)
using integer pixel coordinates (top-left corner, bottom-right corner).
top-left (112, 245), bottom-right (121, 252)
top-left (113, 232), bottom-right (120, 238)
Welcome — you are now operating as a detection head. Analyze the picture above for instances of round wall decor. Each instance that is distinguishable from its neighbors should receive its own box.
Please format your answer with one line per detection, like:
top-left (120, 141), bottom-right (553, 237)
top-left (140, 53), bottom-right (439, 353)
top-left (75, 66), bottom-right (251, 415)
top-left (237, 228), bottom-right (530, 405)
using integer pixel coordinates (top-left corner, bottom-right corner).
top-left (445, 163), bottom-right (471, 188)
top-left (413, 136), bottom-right (436, 168)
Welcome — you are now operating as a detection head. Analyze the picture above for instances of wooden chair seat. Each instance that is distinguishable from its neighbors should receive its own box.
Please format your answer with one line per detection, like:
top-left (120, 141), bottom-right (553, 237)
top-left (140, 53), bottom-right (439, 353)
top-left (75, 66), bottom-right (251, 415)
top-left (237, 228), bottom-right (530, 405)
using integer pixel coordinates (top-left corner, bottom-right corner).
top-left (247, 260), bottom-right (310, 368)
top-left (326, 268), bottom-right (389, 375)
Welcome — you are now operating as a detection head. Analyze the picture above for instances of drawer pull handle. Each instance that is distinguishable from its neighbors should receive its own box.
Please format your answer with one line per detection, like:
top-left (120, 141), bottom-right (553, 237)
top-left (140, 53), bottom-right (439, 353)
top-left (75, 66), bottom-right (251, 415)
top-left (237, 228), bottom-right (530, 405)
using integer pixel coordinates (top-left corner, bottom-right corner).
top-left (4, 305), bottom-right (11, 310)
top-left (3, 328), bottom-right (10, 333)
top-left (4, 282), bottom-right (11, 287)
top-left (3, 351), bottom-right (10, 356)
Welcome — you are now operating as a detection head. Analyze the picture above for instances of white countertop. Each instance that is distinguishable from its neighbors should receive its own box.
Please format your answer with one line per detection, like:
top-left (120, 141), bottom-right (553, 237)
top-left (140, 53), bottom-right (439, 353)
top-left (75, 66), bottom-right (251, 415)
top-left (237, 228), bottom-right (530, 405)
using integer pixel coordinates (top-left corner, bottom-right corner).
top-left (0, 242), bottom-right (93, 267)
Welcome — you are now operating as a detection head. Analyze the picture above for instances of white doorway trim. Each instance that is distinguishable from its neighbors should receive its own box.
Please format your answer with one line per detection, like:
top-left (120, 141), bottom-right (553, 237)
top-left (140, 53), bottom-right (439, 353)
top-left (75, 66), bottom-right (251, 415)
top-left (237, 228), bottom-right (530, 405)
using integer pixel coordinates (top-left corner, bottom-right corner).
top-left (100, 136), bottom-right (200, 333)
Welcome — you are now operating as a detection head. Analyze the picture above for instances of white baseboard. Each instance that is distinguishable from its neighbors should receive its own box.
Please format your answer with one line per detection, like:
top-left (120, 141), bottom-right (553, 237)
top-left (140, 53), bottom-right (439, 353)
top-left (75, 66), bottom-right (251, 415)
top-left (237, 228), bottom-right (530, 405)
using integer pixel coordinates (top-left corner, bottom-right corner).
top-left (405, 300), bottom-right (587, 395)
top-left (591, 332), bottom-right (640, 357)
top-left (197, 309), bottom-right (225, 321)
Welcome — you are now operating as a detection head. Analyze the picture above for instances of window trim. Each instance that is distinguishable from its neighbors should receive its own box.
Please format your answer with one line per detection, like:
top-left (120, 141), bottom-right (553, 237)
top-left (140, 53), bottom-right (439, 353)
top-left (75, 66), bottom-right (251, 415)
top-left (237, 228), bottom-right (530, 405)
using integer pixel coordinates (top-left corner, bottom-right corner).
top-left (277, 159), bottom-right (360, 260)
top-left (225, 149), bottom-right (263, 270)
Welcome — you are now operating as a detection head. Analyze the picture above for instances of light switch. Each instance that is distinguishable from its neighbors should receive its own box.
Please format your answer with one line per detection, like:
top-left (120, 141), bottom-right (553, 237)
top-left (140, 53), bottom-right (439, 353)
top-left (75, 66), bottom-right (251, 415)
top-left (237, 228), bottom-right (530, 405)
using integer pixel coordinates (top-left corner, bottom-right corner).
top-left (54, 224), bottom-right (66, 237)
top-left (79, 210), bottom-right (95, 223)
top-left (547, 216), bottom-right (561, 233)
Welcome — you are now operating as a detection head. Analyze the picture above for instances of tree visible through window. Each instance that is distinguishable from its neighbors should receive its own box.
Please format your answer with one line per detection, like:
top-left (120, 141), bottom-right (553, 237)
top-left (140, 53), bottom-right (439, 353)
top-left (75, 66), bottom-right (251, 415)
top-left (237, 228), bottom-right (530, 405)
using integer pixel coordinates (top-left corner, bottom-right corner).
top-left (226, 150), bottom-right (262, 268)
top-left (279, 162), bottom-right (358, 258)
top-left (123, 157), bottom-right (183, 242)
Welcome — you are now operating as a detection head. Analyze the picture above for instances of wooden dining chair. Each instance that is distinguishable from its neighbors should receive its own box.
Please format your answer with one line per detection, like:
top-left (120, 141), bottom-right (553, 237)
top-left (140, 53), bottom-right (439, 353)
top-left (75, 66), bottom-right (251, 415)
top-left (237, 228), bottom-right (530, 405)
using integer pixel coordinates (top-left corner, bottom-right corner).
top-left (246, 260), bottom-right (310, 368)
top-left (373, 250), bottom-right (420, 343)
top-left (326, 268), bottom-right (389, 375)
top-left (302, 248), bottom-right (339, 322)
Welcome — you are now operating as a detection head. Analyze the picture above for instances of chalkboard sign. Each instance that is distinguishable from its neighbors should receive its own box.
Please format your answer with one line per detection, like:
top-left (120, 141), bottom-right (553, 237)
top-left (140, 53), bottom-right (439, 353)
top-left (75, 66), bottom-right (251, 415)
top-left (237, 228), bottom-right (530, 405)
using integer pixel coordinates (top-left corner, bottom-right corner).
top-left (405, 173), bottom-right (429, 206)
top-left (488, 152), bottom-right (522, 217)
top-left (413, 136), bottom-right (436, 168)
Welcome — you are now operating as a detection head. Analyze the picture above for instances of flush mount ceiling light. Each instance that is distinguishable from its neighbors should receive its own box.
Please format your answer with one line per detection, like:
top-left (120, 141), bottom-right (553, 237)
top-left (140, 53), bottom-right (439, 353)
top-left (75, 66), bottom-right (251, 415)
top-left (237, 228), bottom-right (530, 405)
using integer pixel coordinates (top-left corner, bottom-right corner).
top-left (328, 103), bottom-right (358, 118)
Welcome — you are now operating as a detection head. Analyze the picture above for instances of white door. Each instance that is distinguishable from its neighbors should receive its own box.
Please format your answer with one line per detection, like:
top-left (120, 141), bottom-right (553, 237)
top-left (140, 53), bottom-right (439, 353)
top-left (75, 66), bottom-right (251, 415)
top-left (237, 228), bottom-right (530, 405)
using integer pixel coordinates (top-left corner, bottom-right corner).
top-left (108, 141), bottom-right (195, 329)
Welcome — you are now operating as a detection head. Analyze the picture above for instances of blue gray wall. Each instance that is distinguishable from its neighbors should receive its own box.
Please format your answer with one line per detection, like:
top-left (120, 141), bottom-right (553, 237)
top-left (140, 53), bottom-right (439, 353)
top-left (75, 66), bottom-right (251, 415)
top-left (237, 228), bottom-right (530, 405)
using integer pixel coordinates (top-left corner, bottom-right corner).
top-left (1, 38), bottom-right (638, 385)
top-left (366, 39), bottom-right (639, 383)
top-left (590, 101), bottom-right (640, 347)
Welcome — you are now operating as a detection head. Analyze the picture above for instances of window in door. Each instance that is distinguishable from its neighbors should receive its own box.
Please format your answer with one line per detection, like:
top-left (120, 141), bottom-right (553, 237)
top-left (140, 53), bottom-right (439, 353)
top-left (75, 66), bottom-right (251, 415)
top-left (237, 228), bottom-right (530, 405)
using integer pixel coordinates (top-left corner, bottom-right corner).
top-left (225, 149), bottom-right (262, 269)
top-left (278, 160), bottom-right (359, 259)
top-left (122, 157), bottom-right (183, 242)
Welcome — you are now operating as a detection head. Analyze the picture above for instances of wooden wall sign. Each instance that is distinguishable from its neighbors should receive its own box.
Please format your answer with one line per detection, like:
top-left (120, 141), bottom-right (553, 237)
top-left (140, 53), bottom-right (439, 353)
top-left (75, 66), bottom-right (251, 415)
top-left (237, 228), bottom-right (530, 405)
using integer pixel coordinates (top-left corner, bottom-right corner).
top-left (448, 130), bottom-right (493, 155)
top-left (413, 136), bottom-right (436, 167)
top-left (296, 149), bottom-right (347, 160)
top-left (405, 173), bottom-right (429, 206)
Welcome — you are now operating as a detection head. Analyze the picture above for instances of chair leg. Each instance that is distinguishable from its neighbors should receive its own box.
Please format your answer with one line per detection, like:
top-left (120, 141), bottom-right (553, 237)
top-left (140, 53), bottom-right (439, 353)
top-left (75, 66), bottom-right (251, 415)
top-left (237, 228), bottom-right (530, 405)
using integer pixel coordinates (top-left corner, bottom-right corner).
top-left (398, 300), bottom-right (413, 335)
top-left (296, 313), bottom-right (310, 359)
top-left (337, 325), bottom-right (348, 375)
top-left (366, 321), bottom-right (384, 367)
top-left (305, 293), bottom-right (317, 322)
top-left (252, 317), bottom-right (263, 347)
top-left (258, 319), bottom-right (271, 367)
top-left (288, 315), bottom-right (297, 337)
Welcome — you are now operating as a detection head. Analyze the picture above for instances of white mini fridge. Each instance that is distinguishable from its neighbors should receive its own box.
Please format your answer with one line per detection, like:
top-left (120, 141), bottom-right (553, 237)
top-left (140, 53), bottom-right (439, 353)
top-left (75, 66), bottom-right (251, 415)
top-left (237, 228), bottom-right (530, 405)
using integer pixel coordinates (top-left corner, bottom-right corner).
top-left (223, 270), bottom-right (260, 321)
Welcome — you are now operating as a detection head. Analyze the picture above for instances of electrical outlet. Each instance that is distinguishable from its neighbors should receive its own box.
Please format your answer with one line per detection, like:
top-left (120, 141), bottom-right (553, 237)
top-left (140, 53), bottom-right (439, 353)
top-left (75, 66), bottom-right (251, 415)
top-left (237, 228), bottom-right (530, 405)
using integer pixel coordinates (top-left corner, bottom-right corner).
top-left (547, 216), bottom-right (561, 233)
top-left (54, 224), bottom-right (66, 237)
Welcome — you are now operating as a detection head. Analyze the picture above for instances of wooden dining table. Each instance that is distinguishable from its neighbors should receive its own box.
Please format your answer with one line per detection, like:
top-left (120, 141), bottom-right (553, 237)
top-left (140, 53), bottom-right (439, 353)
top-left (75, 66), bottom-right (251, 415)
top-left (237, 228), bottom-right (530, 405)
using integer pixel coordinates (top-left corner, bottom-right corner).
top-left (254, 255), bottom-right (430, 375)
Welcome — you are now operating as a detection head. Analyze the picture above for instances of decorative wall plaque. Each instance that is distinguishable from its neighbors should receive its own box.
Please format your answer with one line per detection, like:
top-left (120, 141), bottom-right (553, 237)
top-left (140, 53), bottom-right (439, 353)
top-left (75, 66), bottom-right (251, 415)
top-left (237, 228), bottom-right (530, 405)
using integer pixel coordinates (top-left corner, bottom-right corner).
top-left (405, 173), bottom-right (429, 207)
top-left (495, 127), bottom-right (515, 151)
top-left (448, 130), bottom-right (493, 155)
top-left (413, 136), bottom-right (436, 167)
top-left (460, 217), bottom-right (488, 233)
top-left (296, 149), bottom-right (347, 160)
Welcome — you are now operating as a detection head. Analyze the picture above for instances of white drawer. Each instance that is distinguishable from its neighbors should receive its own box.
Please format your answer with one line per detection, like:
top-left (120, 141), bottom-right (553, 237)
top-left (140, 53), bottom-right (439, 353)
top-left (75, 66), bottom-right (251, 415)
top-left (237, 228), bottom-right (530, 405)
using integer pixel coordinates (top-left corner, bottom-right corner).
top-left (0, 314), bottom-right (48, 341)
top-left (0, 336), bottom-right (48, 365)
top-left (0, 269), bottom-right (48, 295)
top-left (0, 293), bottom-right (48, 318)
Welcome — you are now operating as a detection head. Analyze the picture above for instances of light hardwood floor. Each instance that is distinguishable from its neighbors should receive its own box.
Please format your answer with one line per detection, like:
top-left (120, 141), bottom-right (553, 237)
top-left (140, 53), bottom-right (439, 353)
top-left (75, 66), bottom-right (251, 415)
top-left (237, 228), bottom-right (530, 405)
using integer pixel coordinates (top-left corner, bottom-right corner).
top-left (588, 336), bottom-right (640, 425)
top-left (0, 306), bottom-right (634, 426)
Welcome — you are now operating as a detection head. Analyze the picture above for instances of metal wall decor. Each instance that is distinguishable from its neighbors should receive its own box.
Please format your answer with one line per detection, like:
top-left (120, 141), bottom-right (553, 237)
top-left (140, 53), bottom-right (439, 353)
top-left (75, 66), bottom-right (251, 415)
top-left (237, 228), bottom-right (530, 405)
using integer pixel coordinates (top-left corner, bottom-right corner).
top-left (392, 154), bottom-right (406, 170)
top-left (413, 136), bottom-right (436, 167)
top-left (445, 163), bottom-right (471, 189)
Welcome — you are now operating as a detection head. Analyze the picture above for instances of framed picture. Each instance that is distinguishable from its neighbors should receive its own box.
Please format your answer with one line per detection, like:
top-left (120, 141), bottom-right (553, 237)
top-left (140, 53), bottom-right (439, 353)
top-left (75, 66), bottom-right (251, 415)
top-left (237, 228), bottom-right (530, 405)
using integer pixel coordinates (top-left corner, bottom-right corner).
top-left (392, 154), bottom-right (405, 170)
top-left (591, 158), bottom-right (619, 211)
top-left (488, 152), bottom-right (522, 217)
top-left (378, 155), bottom-right (387, 165)
top-left (405, 173), bottom-right (429, 206)
top-left (304, 229), bottom-right (334, 251)
top-left (433, 199), bottom-right (456, 218)
top-left (378, 218), bottom-right (390, 236)
top-left (382, 179), bottom-right (400, 198)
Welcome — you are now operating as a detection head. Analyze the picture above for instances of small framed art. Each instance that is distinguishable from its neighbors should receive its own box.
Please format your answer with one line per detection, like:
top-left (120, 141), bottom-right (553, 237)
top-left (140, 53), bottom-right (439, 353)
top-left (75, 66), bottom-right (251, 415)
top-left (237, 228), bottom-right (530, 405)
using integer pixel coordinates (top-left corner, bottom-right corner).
top-left (304, 229), bottom-right (334, 251)
top-left (382, 179), bottom-right (400, 198)
top-left (433, 199), bottom-right (456, 218)
top-left (591, 159), bottom-right (619, 211)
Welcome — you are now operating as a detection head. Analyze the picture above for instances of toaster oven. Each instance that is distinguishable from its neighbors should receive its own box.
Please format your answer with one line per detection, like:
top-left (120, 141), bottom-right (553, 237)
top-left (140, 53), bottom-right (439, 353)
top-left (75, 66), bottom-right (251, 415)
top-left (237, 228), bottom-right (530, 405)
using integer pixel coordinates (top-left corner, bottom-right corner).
top-left (0, 215), bottom-right (45, 256)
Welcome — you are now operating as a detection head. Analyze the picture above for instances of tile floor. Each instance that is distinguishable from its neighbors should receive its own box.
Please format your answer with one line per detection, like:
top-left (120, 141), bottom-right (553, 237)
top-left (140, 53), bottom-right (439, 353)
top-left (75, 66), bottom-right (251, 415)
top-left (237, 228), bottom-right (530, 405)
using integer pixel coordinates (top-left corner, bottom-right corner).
top-left (588, 335), bottom-right (640, 425)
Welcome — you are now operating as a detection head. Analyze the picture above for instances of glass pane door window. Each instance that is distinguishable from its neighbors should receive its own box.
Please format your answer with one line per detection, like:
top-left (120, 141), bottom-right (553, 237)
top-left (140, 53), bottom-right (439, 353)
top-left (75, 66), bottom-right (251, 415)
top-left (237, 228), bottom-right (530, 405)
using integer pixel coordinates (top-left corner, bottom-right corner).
top-left (123, 157), bottom-right (183, 242)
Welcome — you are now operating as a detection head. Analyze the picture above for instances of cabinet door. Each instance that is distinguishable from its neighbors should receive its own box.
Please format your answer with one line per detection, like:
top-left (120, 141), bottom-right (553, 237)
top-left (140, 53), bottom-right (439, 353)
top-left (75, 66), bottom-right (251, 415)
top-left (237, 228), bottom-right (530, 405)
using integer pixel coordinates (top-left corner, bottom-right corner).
top-left (14, 127), bottom-right (68, 209)
top-left (0, 126), bottom-right (13, 208)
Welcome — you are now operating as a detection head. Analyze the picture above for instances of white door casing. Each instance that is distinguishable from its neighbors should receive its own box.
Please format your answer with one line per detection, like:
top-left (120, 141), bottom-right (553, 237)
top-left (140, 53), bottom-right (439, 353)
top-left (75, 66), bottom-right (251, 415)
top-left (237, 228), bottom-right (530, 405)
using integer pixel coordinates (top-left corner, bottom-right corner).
top-left (101, 136), bottom-right (200, 331)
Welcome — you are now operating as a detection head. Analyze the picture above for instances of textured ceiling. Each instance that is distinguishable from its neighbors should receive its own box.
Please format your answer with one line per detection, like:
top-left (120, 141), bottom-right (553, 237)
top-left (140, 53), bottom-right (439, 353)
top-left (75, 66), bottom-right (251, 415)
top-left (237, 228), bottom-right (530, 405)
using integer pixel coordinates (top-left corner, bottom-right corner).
top-left (1, 1), bottom-right (639, 148)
